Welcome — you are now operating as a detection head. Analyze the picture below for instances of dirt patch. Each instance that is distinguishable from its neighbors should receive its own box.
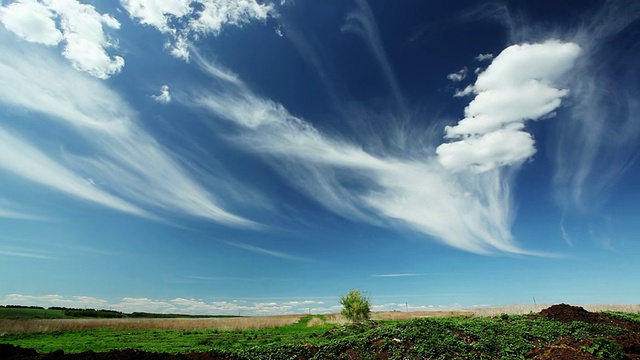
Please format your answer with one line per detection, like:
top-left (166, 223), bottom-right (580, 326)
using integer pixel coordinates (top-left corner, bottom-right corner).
top-left (539, 303), bottom-right (640, 332)
top-left (529, 304), bottom-right (640, 360)
top-left (527, 344), bottom-right (601, 360)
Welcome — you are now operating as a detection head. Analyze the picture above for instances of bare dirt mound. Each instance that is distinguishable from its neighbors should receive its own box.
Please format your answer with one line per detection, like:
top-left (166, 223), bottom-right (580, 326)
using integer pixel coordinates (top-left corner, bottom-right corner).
top-left (530, 304), bottom-right (640, 360)
top-left (539, 303), bottom-right (640, 333)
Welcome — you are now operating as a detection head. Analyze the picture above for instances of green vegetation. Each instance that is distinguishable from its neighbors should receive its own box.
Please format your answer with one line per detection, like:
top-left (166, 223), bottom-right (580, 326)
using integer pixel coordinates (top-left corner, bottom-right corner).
top-left (580, 336), bottom-right (625, 360)
top-left (0, 307), bottom-right (69, 319)
top-left (339, 289), bottom-right (371, 323)
top-left (0, 305), bottom-right (236, 319)
top-left (1, 313), bottom-right (635, 359)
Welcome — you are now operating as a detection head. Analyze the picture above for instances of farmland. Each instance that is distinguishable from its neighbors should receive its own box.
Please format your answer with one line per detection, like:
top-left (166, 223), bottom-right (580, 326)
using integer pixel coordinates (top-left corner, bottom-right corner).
top-left (2, 304), bottom-right (640, 359)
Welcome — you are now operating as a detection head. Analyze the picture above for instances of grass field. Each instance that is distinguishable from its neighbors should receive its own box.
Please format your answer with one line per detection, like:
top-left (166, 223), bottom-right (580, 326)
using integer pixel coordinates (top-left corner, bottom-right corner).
top-left (0, 307), bottom-right (69, 319)
top-left (2, 305), bottom-right (640, 359)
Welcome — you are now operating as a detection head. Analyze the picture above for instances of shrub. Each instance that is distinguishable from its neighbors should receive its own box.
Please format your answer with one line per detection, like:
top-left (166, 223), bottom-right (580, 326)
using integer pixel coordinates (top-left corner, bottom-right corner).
top-left (340, 289), bottom-right (371, 323)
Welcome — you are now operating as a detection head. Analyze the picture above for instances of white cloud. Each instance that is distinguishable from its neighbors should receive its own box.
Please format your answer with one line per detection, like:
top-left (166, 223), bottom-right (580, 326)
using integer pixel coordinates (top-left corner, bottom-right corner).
top-left (0, 294), bottom-right (334, 315)
top-left (474, 41), bottom-right (581, 91)
top-left (0, 0), bottom-right (62, 45)
top-left (225, 241), bottom-right (310, 262)
top-left (372, 273), bottom-right (425, 278)
top-left (121, 0), bottom-right (275, 59)
top-left (152, 84), bottom-right (171, 103)
top-left (548, 3), bottom-right (640, 211)
top-left (0, 246), bottom-right (56, 259)
top-left (120, 0), bottom-right (191, 33)
top-left (0, 29), bottom-right (256, 227)
top-left (0, 0), bottom-right (124, 79)
top-left (436, 127), bottom-right (536, 173)
top-left (188, 0), bottom-right (272, 35)
top-left (47, 0), bottom-right (124, 79)
top-left (475, 53), bottom-right (493, 61)
top-left (111, 297), bottom-right (177, 313)
top-left (342, 0), bottom-right (407, 115)
top-left (2, 294), bottom-right (109, 308)
top-left (437, 41), bottom-right (581, 173)
top-left (446, 67), bottom-right (467, 82)
top-left (190, 55), bottom-right (531, 255)
top-left (0, 199), bottom-right (47, 221)
top-left (0, 126), bottom-right (149, 217)
top-left (445, 81), bottom-right (568, 138)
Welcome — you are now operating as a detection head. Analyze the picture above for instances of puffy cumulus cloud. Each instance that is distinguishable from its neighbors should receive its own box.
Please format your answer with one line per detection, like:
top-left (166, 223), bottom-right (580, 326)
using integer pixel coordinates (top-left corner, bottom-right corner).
top-left (48, 0), bottom-right (124, 79)
top-left (0, 0), bottom-right (124, 79)
top-left (436, 127), bottom-right (535, 173)
top-left (120, 0), bottom-right (191, 32)
top-left (437, 41), bottom-right (581, 173)
top-left (152, 84), bottom-right (171, 103)
top-left (445, 81), bottom-right (569, 138)
top-left (474, 41), bottom-right (581, 91)
top-left (0, 0), bottom-right (62, 45)
top-left (111, 297), bottom-right (177, 313)
top-left (121, 0), bottom-right (275, 60)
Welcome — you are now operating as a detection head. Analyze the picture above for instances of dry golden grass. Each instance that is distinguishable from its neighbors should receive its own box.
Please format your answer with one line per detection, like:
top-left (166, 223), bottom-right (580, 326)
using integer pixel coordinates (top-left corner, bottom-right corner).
top-left (469, 304), bottom-right (640, 317)
top-left (371, 310), bottom-right (472, 321)
top-left (324, 304), bottom-right (640, 323)
top-left (305, 316), bottom-right (325, 327)
top-left (2, 304), bottom-right (639, 335)
top-left (0, 315), bottom-right (304, 335)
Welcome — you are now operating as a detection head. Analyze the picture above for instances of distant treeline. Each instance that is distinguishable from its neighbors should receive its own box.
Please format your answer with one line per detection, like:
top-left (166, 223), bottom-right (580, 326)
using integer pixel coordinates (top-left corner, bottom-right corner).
top-left (1, 305), bottom-right (45, 309)
top-left (0, 305), bottom-right (238, 319)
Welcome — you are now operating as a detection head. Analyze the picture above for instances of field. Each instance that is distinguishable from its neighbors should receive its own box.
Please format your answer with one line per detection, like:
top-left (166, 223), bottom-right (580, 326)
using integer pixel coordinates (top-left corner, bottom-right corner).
top-left (2, 304), bottom-right (640, 359)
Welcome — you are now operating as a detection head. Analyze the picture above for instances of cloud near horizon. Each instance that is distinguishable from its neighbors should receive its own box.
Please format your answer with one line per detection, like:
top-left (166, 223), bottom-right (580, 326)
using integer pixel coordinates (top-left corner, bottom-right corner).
top-left (0, 293), bottom-right (457, 315)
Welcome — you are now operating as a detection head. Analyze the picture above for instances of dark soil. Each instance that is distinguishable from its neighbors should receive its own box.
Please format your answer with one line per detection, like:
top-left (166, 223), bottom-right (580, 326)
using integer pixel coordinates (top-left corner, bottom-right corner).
top-left (531, 304), bottom-right (640, 360)
top-left (0, 345), bottom-right (239, 360)
top-left (3, 304), bottom-right (640, 360)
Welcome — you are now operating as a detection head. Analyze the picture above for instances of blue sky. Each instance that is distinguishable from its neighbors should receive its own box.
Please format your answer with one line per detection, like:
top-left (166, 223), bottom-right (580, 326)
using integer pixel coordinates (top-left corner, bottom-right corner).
top-left (0, 0), bottom-right (639, 316)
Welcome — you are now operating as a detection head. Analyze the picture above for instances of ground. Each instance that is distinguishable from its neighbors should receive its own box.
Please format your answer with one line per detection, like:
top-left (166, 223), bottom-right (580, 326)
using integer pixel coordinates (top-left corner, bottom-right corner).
top-left (2, 304), bottom-right (640, 359)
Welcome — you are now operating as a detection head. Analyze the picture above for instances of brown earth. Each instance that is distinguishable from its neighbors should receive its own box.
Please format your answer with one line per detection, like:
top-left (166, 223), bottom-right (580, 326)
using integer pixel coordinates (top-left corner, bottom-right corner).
top-left (3, 304), bottom-right (640, 360)
top-left (529, 303), bottom-right (640, 360)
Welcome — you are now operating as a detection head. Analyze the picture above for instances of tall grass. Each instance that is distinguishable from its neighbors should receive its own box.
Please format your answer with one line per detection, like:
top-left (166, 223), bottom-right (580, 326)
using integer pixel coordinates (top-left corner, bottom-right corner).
top-left (0, 315), bottom-right (304, 335)
top-left (2, 304), bottom-right (638, 335)
top-left (469, 304), bottom-right (640, 317)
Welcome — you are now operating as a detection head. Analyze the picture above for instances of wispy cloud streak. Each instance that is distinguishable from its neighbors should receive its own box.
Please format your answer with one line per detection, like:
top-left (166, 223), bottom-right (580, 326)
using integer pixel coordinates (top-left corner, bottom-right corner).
top-left (0, 29), bottom-right (256, 226)
top-left (551, 2), bottom-right (640, 210)
top-left (224, 241), bottom-right (309, 262)
top-left (191, 55), bottom-right (532, 255)
top-left (342, 0), bottom-right (408, 116)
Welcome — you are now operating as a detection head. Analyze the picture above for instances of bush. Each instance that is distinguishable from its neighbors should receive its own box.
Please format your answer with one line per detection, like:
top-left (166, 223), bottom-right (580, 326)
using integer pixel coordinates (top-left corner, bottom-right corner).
top-left (340, 289), bottom-right (371, 323)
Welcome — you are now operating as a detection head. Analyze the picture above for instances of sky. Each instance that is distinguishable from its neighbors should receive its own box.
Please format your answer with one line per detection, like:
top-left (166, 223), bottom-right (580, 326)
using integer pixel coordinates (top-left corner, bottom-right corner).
top-left (0, 0), bottom-right (639, 316)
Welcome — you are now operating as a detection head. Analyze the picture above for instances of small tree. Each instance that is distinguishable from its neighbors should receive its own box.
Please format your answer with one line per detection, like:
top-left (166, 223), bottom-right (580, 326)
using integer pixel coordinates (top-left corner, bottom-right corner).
top-left (340, 289), bottom-right (371, 323)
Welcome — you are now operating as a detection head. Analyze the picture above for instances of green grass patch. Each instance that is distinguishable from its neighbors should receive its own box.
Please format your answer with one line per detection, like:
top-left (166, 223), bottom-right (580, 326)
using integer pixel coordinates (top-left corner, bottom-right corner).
top-left (0, 313), bottom-right (636, 359)
top-left (0, 308), bottom-right (69, 319)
